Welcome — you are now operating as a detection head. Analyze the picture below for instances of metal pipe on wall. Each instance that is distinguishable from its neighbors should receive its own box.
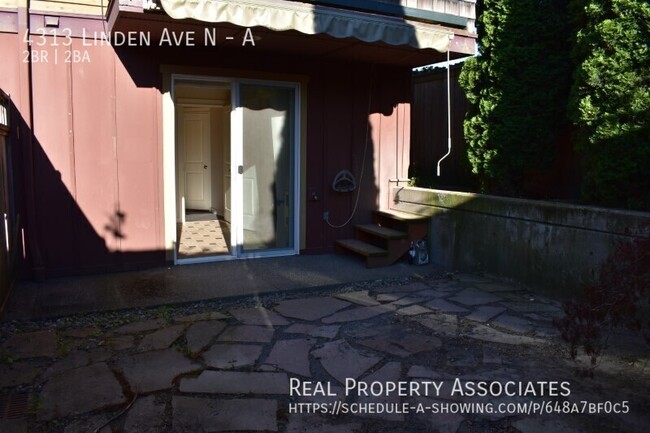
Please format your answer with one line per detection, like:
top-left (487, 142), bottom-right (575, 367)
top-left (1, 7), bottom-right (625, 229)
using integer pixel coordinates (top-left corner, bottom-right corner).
top-left (436, 35), bottom-right (454, 177)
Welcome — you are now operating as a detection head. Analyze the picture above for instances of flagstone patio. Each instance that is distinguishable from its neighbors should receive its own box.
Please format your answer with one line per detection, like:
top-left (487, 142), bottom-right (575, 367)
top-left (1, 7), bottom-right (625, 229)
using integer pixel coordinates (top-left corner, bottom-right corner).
top-left (0, 272), bottom-right (648, 432)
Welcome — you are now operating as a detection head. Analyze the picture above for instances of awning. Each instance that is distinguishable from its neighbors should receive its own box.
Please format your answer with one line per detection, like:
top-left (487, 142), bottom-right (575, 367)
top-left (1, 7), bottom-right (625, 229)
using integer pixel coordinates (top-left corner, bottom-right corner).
top-left (159, 0), bottom-right (452, 52)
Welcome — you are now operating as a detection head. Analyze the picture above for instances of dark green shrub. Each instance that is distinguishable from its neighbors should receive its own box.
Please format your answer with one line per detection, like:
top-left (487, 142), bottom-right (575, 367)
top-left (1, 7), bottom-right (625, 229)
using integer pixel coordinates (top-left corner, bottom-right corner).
top-left (459, 0), bottom-right (573, 195)
top-left (569, 0), bottom-right (650, 210)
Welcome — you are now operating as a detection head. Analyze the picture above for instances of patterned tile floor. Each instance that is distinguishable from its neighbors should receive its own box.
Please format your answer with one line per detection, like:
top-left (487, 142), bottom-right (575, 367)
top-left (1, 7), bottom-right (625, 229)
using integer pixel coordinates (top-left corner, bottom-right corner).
top-left (177, 212), bottom-right (231, 258)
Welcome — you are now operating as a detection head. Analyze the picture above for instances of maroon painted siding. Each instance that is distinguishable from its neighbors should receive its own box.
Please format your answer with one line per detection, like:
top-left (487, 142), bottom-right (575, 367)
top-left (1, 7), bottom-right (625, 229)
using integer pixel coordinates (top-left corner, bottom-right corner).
top-left (1, 23), bottom-right (414, 275)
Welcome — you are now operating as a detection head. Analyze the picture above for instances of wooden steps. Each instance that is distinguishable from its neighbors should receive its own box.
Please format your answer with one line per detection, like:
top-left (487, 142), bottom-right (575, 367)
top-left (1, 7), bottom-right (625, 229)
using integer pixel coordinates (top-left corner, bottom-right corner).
top-left (335, 210), bottom-right (429, 268)
top-left (336, 239), bottom-right (387, 257)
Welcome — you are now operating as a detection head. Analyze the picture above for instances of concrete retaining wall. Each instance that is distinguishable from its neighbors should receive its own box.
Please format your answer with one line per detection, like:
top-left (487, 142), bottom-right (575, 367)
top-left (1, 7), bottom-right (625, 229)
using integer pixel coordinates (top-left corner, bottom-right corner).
top-left (390, 186), bottom-right (650, 296)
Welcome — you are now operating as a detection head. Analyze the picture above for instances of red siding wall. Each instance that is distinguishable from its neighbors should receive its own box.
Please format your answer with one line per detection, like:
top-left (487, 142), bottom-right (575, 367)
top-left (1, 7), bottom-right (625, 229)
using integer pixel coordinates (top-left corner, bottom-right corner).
top-left (1, 31), bottom-right (412, 275)
top-left (2, 36), bottom-right (164, 276)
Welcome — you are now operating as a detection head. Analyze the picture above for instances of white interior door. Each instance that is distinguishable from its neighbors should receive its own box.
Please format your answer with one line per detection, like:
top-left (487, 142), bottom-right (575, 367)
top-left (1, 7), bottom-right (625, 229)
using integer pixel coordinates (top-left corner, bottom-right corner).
top-left (181, 109), bottom-right (211, 210)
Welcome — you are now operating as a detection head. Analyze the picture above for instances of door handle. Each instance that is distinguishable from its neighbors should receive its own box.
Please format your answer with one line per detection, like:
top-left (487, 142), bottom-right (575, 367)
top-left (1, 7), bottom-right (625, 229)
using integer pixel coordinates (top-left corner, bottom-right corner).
top-left (204, 165), bottom-right (208, 169)
top-left (238, 165), bottom-right (244, 174)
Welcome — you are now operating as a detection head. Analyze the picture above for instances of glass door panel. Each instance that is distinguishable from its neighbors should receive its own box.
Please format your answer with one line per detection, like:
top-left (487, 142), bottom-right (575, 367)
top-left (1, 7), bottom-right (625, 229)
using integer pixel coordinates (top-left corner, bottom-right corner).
top-left (239, 84), bottom-right (296, 253)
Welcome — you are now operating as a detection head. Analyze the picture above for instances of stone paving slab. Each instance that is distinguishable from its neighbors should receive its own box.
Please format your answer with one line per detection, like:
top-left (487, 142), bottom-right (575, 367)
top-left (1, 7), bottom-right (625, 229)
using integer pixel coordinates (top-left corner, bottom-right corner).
top-left (203, 344), bottom-right (263, 369)
top-left (446, 349), bottom-right (479, 367)
top-left (172, 396), bottom-right (277, 432)
top-left (345, 323), bottom-right (397, 339)
top-left (464, 306), bottom-right (506, 323)
top-left (273, 297), bottom-right (351, 321)
top-left (40, 362), bottom-right (126, 420)
top-left (449, 288), bottom-right (502, 306)
top-left (62, 414), bottom-right (111, 433)
top-left (124, 395), bottom-right (166, 433)
top-left (358, 361), bottom-right (404, 422)
top-left (138, 324), bottom-right (185, 351)
top-left (229, 306), bottom-right (290, 326)
top-left (321, 304), bottom-right (396, 323)
top-left (118, 348), bottom-right (202, 393)
top-left (423, 299), bottom-right (470, 314)
top-left (284, 323), bottom-right (340, 339)
top-left (396, 304), bottom-right (433, 316)
top-left (216, 325), bottom-right (274, 343)
top-left (335, 290), bottom-right (381, 306)
top-left (179, 371), bottom-right (289, 394)
top-left (186, 320), bottom-right (227, 354)
top-left (1, 330), bottom-right (58, 359)
top-left (43, 348), bottom-right (111, 379)
top-left (416, 289), bottom-right (451, 298)
top-left (264, 338), bottom-right (313, 377)
top-left (414, 313), bottom-right (459, 337)
top-left (375, 293), bottom-right (404, 302)
top-left (312, 339), bottom-right (382, 384)
top-left (103, 334), bottom-right (135, 351)
top-left (387, 295), bottom-right (424, 306)
top-left (0, 360), bottom-right (47, 387)
top-left (482, 347), bottom-right (503, 364)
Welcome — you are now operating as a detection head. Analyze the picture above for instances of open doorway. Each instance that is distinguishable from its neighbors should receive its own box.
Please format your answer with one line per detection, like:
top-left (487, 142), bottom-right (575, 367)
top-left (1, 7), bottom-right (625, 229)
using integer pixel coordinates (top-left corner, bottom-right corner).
top-left (170, 75), bottom-right (300, 264)
top-left (174, 79), bottom-right (233, 260)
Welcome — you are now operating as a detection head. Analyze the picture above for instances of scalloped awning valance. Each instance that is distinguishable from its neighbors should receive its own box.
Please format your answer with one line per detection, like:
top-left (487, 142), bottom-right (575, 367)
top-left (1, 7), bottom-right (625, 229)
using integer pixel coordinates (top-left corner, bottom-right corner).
top-left (159, 0), bottom-right (452, 52)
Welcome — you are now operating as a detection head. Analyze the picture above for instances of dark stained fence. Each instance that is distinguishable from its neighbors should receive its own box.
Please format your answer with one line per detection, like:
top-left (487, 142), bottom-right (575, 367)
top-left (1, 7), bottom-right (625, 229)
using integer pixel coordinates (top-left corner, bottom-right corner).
top-left (410, 63), bottom-right (477, 191)
top-left (411, 64), bottom-right (582, 200)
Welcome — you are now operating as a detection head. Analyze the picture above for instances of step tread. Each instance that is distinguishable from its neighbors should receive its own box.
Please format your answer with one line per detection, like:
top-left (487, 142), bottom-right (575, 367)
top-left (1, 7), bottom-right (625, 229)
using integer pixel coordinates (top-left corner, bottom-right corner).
top-left (356, 224), bottom-right (407, 240)
top-left (336, 239), bottom-right (388, 257)
top-left (374, 209), bottom-right (430, 222)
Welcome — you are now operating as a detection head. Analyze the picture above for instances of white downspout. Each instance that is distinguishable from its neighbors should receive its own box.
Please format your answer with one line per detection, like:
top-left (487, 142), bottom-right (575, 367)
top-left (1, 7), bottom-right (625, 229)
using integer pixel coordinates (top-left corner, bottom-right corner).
top-left (437, 35), bottom-right (454, 176)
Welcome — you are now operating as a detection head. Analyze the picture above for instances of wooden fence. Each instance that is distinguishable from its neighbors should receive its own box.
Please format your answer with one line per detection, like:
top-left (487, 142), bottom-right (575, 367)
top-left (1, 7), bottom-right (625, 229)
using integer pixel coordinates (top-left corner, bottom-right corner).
top-left (410, 63), bottom-right (476, 191)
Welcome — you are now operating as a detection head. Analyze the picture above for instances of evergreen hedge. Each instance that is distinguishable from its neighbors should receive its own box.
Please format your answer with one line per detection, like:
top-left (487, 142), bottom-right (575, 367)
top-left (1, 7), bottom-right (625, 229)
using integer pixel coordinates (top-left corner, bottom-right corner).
top-left (460, 0), bottom-right (650, 210)
top-left (459, 0), bottom-right (572, 195)
top-left (570, 0), bottom-right (650, 210)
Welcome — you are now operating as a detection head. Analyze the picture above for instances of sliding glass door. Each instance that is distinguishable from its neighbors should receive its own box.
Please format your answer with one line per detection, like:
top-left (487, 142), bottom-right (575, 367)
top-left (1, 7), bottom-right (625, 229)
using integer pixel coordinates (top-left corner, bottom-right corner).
top-left (232, 81), bottom-right (299, 257)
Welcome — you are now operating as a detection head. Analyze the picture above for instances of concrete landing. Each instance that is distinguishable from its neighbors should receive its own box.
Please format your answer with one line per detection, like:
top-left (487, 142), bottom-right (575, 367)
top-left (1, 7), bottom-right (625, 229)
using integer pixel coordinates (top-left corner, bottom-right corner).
top-left (2, 255), bottom-right (439, 320)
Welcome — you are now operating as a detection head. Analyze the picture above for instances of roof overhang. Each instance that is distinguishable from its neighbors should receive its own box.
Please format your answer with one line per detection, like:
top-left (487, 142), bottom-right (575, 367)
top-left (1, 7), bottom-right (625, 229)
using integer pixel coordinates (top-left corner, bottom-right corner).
top-left (106, 0), bottom-right (476, 67)
top-left (159, 0), bottom-right (453, 53)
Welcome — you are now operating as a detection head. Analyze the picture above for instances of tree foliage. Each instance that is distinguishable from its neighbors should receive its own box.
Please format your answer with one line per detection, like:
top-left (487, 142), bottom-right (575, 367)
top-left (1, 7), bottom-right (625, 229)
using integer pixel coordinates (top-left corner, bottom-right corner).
top-left (459, 0), bottom-right (573, 195)
top-left (570, 0), bottom-right (650, 210)
top-left (460, 0), bottom-right (649, 210)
